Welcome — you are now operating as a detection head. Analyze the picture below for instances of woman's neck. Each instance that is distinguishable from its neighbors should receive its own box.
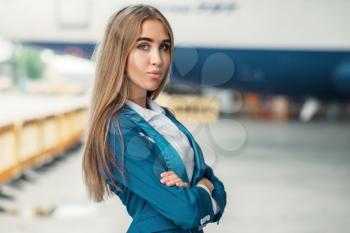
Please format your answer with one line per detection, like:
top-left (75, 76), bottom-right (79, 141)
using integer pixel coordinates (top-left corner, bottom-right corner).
top-left (127, 84), bottom-right (149, 109)
top-left (128, 95), bottom-right (148, 109)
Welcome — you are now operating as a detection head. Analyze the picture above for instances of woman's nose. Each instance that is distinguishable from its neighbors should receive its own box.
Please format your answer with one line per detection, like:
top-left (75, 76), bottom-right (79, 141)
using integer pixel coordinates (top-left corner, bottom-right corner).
top-left (150, 49), bottom-right (162, 66)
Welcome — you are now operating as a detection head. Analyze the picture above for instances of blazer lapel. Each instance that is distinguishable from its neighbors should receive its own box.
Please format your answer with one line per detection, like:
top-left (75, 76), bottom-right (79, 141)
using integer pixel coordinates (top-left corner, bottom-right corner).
top-left (163, 109), bottom-right (206, 187)
top-left (121, 105), bottom-right (190, 184)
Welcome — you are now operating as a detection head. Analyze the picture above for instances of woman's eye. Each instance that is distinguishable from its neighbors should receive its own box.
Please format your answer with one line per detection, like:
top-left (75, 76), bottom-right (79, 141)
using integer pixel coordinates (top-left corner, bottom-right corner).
top-left (137, 43), bottom-right (150, 50)
top-left (160, 43), bottom-right (170, 51)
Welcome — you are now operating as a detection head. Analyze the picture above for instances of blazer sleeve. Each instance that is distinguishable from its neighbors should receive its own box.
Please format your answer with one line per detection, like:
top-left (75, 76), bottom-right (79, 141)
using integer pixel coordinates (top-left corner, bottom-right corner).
top-left (107, 116), bottom-right (215, 230)
top-left (202, 163), bottom-right (227, 224)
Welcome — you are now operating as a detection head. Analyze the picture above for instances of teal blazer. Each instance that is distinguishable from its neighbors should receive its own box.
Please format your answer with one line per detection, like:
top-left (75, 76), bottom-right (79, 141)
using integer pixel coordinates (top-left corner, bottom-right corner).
top-left (107, 104), bottom-right (227, 233)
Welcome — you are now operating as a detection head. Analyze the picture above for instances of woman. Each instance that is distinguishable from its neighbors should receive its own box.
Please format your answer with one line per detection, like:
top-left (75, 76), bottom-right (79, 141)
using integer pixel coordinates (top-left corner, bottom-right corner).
top-left (82, 5), bottom-right (226, 233)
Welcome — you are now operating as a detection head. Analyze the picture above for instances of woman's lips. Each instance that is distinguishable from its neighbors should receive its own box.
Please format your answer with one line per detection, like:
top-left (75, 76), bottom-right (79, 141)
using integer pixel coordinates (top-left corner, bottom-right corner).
top-left (147, 71), bottom-right (162, 79)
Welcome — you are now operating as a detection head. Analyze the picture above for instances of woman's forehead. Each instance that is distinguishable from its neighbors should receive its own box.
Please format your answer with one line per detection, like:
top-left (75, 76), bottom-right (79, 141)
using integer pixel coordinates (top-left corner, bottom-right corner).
top-left (138, 19), bottom-right (170, 41)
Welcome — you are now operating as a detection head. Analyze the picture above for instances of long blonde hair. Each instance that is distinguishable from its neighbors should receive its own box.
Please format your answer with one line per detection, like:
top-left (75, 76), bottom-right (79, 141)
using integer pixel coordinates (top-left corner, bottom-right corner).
top-left (82, 4), bottom-right (174, 202)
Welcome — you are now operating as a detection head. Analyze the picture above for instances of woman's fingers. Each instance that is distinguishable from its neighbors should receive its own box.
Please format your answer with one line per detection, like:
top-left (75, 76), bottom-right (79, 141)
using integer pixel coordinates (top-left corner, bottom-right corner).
top-left (166, 177), bottom-right (182, 186)
top-left (166, 173), bottom-right (178, 180)
top-left (160, 175), bottom-right (180, 185)
top-left (160, 171), bottom-right (175, 178)
top-left (160, 171), bottom-right (189, 188)
top-left (167, 179), bottom-right (189, 188)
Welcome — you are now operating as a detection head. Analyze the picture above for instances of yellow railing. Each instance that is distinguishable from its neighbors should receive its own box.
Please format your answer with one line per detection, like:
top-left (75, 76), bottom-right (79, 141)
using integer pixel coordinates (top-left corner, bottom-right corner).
top-left (0, 108), bottom-right (87, 184)
top-left (0, 93), bottom-right (219, 185)
top-left (156, 93), bottom-right (220, 123)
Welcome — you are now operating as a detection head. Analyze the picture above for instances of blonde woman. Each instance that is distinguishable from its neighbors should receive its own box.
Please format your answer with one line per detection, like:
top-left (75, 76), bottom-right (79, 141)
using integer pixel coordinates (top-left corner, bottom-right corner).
top-left (82, 5), bottom-right (226, 233)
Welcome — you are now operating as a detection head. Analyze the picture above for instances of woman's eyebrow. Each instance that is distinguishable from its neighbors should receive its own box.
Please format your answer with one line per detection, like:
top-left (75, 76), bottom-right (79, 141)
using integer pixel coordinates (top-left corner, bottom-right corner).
top-left (136, 37), bottom-right (171, 43)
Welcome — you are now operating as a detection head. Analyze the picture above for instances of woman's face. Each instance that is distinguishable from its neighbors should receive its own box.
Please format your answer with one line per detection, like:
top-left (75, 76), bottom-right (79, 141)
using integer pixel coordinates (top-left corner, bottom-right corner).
top-left (126, 19), bottom-right (171, 99)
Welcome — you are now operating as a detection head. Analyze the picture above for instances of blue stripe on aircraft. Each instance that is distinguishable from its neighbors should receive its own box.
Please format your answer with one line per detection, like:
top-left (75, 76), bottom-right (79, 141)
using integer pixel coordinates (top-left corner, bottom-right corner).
top-left (25, 42), bottom-right (350, 100)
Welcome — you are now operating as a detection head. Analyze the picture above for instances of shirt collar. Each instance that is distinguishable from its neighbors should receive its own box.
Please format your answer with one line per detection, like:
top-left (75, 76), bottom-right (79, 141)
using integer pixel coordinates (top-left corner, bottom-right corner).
top-left (125, 98), bottom-right (165, 121)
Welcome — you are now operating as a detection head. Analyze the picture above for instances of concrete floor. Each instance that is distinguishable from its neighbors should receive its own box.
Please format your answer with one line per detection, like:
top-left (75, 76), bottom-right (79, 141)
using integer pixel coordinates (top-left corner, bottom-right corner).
top-left (1, 117), bottom-right (350, 233)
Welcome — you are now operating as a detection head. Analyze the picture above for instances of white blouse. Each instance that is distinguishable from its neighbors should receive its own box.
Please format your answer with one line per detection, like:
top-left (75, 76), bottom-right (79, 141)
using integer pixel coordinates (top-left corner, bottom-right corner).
top-left (125, 98), bottom-right (219, 215)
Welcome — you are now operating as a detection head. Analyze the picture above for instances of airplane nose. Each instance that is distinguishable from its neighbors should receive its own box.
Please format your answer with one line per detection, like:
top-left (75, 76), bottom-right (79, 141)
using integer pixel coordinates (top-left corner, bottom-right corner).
top-left (333, 60), bottom-right (350, 97)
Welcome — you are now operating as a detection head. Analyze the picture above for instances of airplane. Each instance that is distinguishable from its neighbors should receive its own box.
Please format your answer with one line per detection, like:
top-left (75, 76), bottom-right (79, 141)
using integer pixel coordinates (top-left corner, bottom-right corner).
top-left (0, 0), bottom-right (349, 103)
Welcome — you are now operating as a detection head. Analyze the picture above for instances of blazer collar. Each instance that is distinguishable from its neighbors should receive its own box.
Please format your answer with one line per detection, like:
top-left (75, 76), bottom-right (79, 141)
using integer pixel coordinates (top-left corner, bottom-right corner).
top-left (120, 104), bottom-right (206, 186)
top-left (121, 104), bottom-right (189, 183)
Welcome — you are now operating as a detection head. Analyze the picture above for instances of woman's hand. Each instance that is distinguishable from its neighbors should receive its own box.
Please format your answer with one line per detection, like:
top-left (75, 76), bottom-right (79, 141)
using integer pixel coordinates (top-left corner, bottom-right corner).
top-left (197, 177), bottom-right (214, 193)
top-left (160, 171), bottom-right (189, 188)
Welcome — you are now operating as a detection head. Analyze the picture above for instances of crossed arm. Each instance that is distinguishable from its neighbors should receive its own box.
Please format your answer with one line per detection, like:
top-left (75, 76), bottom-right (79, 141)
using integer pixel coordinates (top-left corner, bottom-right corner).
top-left (108, 118), bottom-right (226, 229)
top-left (161, 164), bottom-right (226, 224)
top-left (160, 170), bottom-right (213, 192)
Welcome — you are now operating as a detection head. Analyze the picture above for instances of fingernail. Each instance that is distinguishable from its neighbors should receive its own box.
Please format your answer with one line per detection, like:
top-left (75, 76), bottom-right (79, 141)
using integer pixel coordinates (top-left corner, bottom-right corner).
top-left (160, 178), bottom-right (165, 183)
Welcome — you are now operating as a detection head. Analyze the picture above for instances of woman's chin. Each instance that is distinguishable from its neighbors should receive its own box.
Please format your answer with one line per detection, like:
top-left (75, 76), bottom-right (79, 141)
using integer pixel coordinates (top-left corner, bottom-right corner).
top-left (147, 86), bottom-right (160, 92)
top-left (146, 82), bottom-right (162, 91)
